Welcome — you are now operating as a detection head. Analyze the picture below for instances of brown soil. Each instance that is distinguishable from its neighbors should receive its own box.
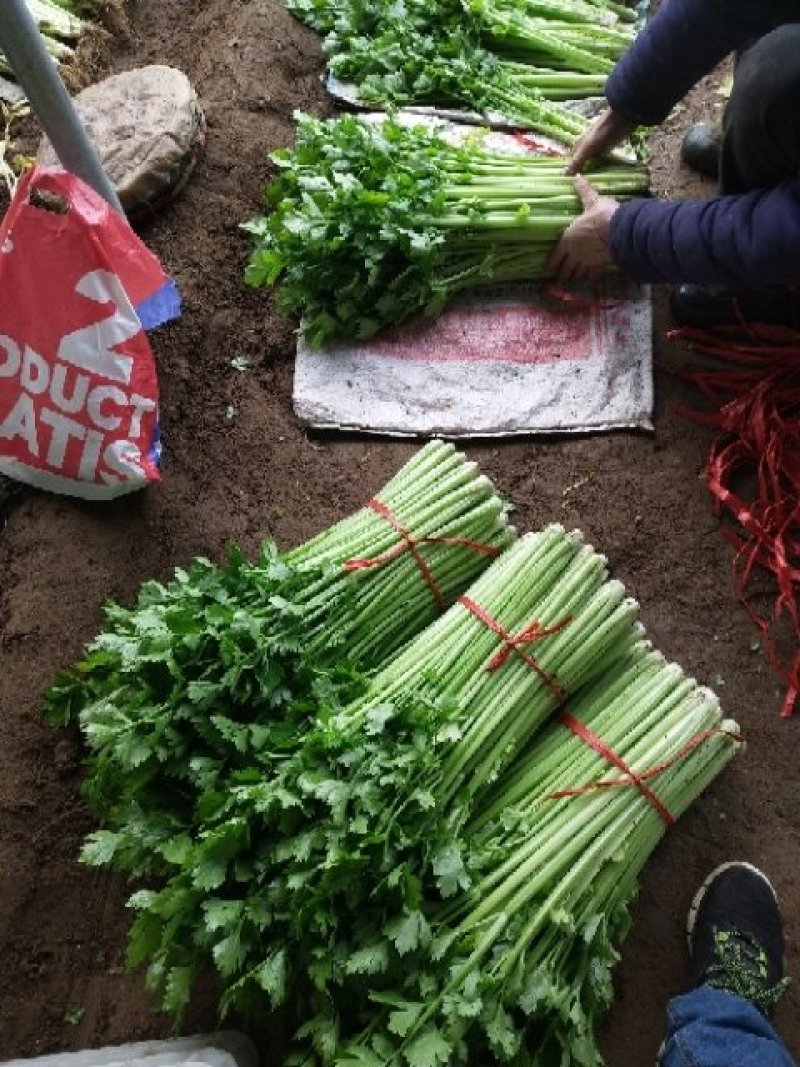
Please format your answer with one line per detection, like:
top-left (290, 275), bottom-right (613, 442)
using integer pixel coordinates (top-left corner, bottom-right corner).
top-left (1, 4), bottom-right (798, 1063)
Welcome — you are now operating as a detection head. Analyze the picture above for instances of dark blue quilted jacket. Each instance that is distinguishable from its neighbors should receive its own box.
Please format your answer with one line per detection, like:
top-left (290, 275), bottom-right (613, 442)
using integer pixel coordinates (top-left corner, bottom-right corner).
top-left (605, 0), bottom-right (800, 284)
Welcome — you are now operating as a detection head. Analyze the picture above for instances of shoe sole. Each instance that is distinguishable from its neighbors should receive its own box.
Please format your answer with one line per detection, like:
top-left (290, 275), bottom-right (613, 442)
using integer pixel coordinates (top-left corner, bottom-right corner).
top-left (686, 861), bottom-right (779, 954)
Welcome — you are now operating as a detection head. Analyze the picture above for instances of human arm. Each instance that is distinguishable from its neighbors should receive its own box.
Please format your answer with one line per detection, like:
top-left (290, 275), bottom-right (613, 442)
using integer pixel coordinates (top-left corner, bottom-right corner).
top-left (568, 0), bottom-right (794, 173)
top-left (547, 179), bottom-right (800, 287)
top-left (608, 181), bottom-right (800, 285)
top-left (605, 0), bottom-right (792, 128)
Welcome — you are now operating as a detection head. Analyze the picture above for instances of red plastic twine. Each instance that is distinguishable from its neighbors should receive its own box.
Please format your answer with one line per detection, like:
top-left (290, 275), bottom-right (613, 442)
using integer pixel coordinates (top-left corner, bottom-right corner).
top-left (540, 281), bottom-right (622, 315)
top-left (457, 595), bottom-right (571, 700)
top-left (670, 321), bottom-right (800, 717)
top-left (458, 594), bottom-right (682, 825)
top-left (344, 498), bottom-right (501, 610)
top-left (549, 725), bottom-right (745, 807)
top-left (555, 712), bottom-right (676, 825)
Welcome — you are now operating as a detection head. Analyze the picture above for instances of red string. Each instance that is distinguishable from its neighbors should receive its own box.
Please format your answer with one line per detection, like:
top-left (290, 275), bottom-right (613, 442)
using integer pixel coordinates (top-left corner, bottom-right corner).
top-left (456, 595), bottom-right (699, 825)
top-left (670, 322), bottom-right (800, 717)
top-left (541, 281), bottom-right (622, 314)
top-left (457, 595), bottom-right (571, 700)
top-left (557, 712), bottom-right (676, 825)
top-left (550, 725), bottom-right (744, 809)
top-left (344, 498), bottom-right (501, 610)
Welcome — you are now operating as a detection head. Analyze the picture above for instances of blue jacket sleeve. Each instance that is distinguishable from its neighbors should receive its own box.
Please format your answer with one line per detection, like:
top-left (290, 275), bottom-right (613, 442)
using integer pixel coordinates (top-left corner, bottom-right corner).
top-left (608, 181), bottom-right (800, 285)
top-left (605, 0), bottom-right (794, 126)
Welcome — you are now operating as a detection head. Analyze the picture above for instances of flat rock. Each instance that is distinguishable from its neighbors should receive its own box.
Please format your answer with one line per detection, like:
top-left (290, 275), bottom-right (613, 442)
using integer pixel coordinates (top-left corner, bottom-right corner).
top-left (38, 65), bottom-right (206, 218)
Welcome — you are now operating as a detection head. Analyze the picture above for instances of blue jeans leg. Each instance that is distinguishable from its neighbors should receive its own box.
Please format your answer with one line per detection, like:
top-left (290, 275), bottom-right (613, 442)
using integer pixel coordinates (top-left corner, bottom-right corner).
top-left (660, 986), bottom-right (796, 1067)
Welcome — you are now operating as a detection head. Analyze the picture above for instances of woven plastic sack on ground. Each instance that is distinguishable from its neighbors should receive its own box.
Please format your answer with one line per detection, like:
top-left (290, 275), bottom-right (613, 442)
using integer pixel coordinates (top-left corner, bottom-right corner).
top-left (0, 166), bottom-right (180, 499)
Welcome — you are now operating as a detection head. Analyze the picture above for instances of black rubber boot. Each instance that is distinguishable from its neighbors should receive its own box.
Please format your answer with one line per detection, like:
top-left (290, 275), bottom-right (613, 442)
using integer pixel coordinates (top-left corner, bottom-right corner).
top-left (671, 284), bottom-right (800, 329)
top-left (688, 862), bottom-right (789, 1017)
top-left (681, 122), bottom-right (722, 180)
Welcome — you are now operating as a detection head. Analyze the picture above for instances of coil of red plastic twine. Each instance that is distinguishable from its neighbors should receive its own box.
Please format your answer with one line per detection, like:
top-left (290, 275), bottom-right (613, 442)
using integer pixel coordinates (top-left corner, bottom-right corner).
top-left (670, 321), bottom-right (800, 718)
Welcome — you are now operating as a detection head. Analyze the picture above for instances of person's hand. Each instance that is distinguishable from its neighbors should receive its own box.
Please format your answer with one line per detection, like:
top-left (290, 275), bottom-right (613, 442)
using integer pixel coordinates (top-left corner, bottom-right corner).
top-left (568, 107), bottom-right (635, 174)
top-left (545, 175), bottom-right (620, 282)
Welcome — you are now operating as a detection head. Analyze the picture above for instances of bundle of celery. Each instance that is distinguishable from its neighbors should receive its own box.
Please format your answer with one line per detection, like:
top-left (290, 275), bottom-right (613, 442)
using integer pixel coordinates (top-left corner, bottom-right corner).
top-left (47, 515), bottom-right (742, 1065)
top-left (98, 530), bottom-right (645, 1027)
top-left (326, 645), bottom-right (743, 1067)
top-left (286, 0), bottom-right (635, 137)
top-left (45, 441), bottom-right (514, 882)
top-left (245, 112), bottom-right (648, 345)
top-left (473, 0), bottom-right (636, 72)
top-left (1, 0), bottom-right (104, 77)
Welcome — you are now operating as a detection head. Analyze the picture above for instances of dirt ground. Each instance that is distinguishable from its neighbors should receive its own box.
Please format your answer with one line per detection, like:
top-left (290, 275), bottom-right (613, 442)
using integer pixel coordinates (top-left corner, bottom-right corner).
top-left (1, 2), bottom-right (798, 1063)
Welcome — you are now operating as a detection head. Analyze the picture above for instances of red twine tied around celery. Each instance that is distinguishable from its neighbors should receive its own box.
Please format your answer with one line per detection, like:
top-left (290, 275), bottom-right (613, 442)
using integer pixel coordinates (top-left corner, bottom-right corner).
top-left (670, 320), bottom-right (800, 717)
top-left (344, 498), bottom-right (501, 610)
top-left (551, 722), bottom-right (745, 824)
top-left (550, 721), bottom-right (746, 802)
top-left (457, 594), bottom-right (683, 825)
top-left (457, 595), bottom-right (572, 699)
top-left (556, 712), bottom-right (676, 825)
top-left (540, 281), bottom-right (622, 314)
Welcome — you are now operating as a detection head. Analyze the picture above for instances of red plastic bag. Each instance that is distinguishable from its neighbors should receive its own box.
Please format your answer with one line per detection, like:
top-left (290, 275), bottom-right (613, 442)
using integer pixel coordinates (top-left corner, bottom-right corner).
top-left (0, 167), bottom-right (180, 498)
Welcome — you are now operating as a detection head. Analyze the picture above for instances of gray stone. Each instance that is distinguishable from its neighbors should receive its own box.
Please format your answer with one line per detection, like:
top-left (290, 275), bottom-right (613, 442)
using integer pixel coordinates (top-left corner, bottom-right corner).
top-left (37, 65), bottom-right (206, 218)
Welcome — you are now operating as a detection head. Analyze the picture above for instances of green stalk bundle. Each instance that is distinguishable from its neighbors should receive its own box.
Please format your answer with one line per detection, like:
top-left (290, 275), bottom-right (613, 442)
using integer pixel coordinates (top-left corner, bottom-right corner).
top-left (355, 526), bottom-right (642, 803)
top-left (45, 507), bottom-right (743, 1065)
top-left (326, 646), bottom-right (742, 1067)
top-left (286, 0), bottom-right (635, 134)
top-left (44, 440), bottom-right (514, 905)
top-left (246, 112), bottom-right (649, 345)
top-left (103, 530), bottom-right (644, 1031)
top-left (325, 21), bottom-right (591, 143)
top-left (287, 441), bottom-right (515, 660)
top-left (474, 0), bottom-right (635, 74)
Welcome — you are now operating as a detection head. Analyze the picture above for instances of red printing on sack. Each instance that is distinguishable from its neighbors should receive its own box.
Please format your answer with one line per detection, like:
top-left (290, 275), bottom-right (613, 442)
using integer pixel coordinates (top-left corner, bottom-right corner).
top-left (512, 131), bottom-right (565, 158)
top-left (344, 498), bottom-right (501, 609)
top-left (671, 321), bottom-right (800, 717)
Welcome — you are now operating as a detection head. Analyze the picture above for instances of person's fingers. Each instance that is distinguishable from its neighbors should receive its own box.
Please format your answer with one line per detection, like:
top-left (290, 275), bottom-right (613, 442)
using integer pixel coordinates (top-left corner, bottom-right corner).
top-left (565, 259), bottom-right (584, 283)
top-left (544, 245), bottom-right (567, 277)
top-left (567, 134), bottom-right (598, 175)
top-left (557, 253), bottom-right (579, 282)
top-left (566, 147), bottom-right (588, 176)
top-left (573, 174), bottom-right (600, 212)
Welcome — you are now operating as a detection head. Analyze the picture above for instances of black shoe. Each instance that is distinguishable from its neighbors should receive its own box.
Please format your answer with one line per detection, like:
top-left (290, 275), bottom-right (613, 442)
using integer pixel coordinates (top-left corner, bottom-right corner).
top-left (681, 122), bottom-right (722, 179)
top-left (688, 862), bottom-right (789, 1016)
top-left (671, 283), bottom-right (800, 329)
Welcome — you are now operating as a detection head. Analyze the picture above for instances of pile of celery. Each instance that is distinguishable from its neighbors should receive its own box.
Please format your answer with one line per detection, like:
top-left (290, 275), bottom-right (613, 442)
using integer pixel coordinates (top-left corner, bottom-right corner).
top-left (246, 112), bottom-right (648, 345)
top-left (46, 440), bottom-right (515, 847)
top-left (327, 638), bottom-right (741, 1067)
top-left (285, 0), bottom-right (637, 141)
top-left (46, 450), bottom-right (742, 1067)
